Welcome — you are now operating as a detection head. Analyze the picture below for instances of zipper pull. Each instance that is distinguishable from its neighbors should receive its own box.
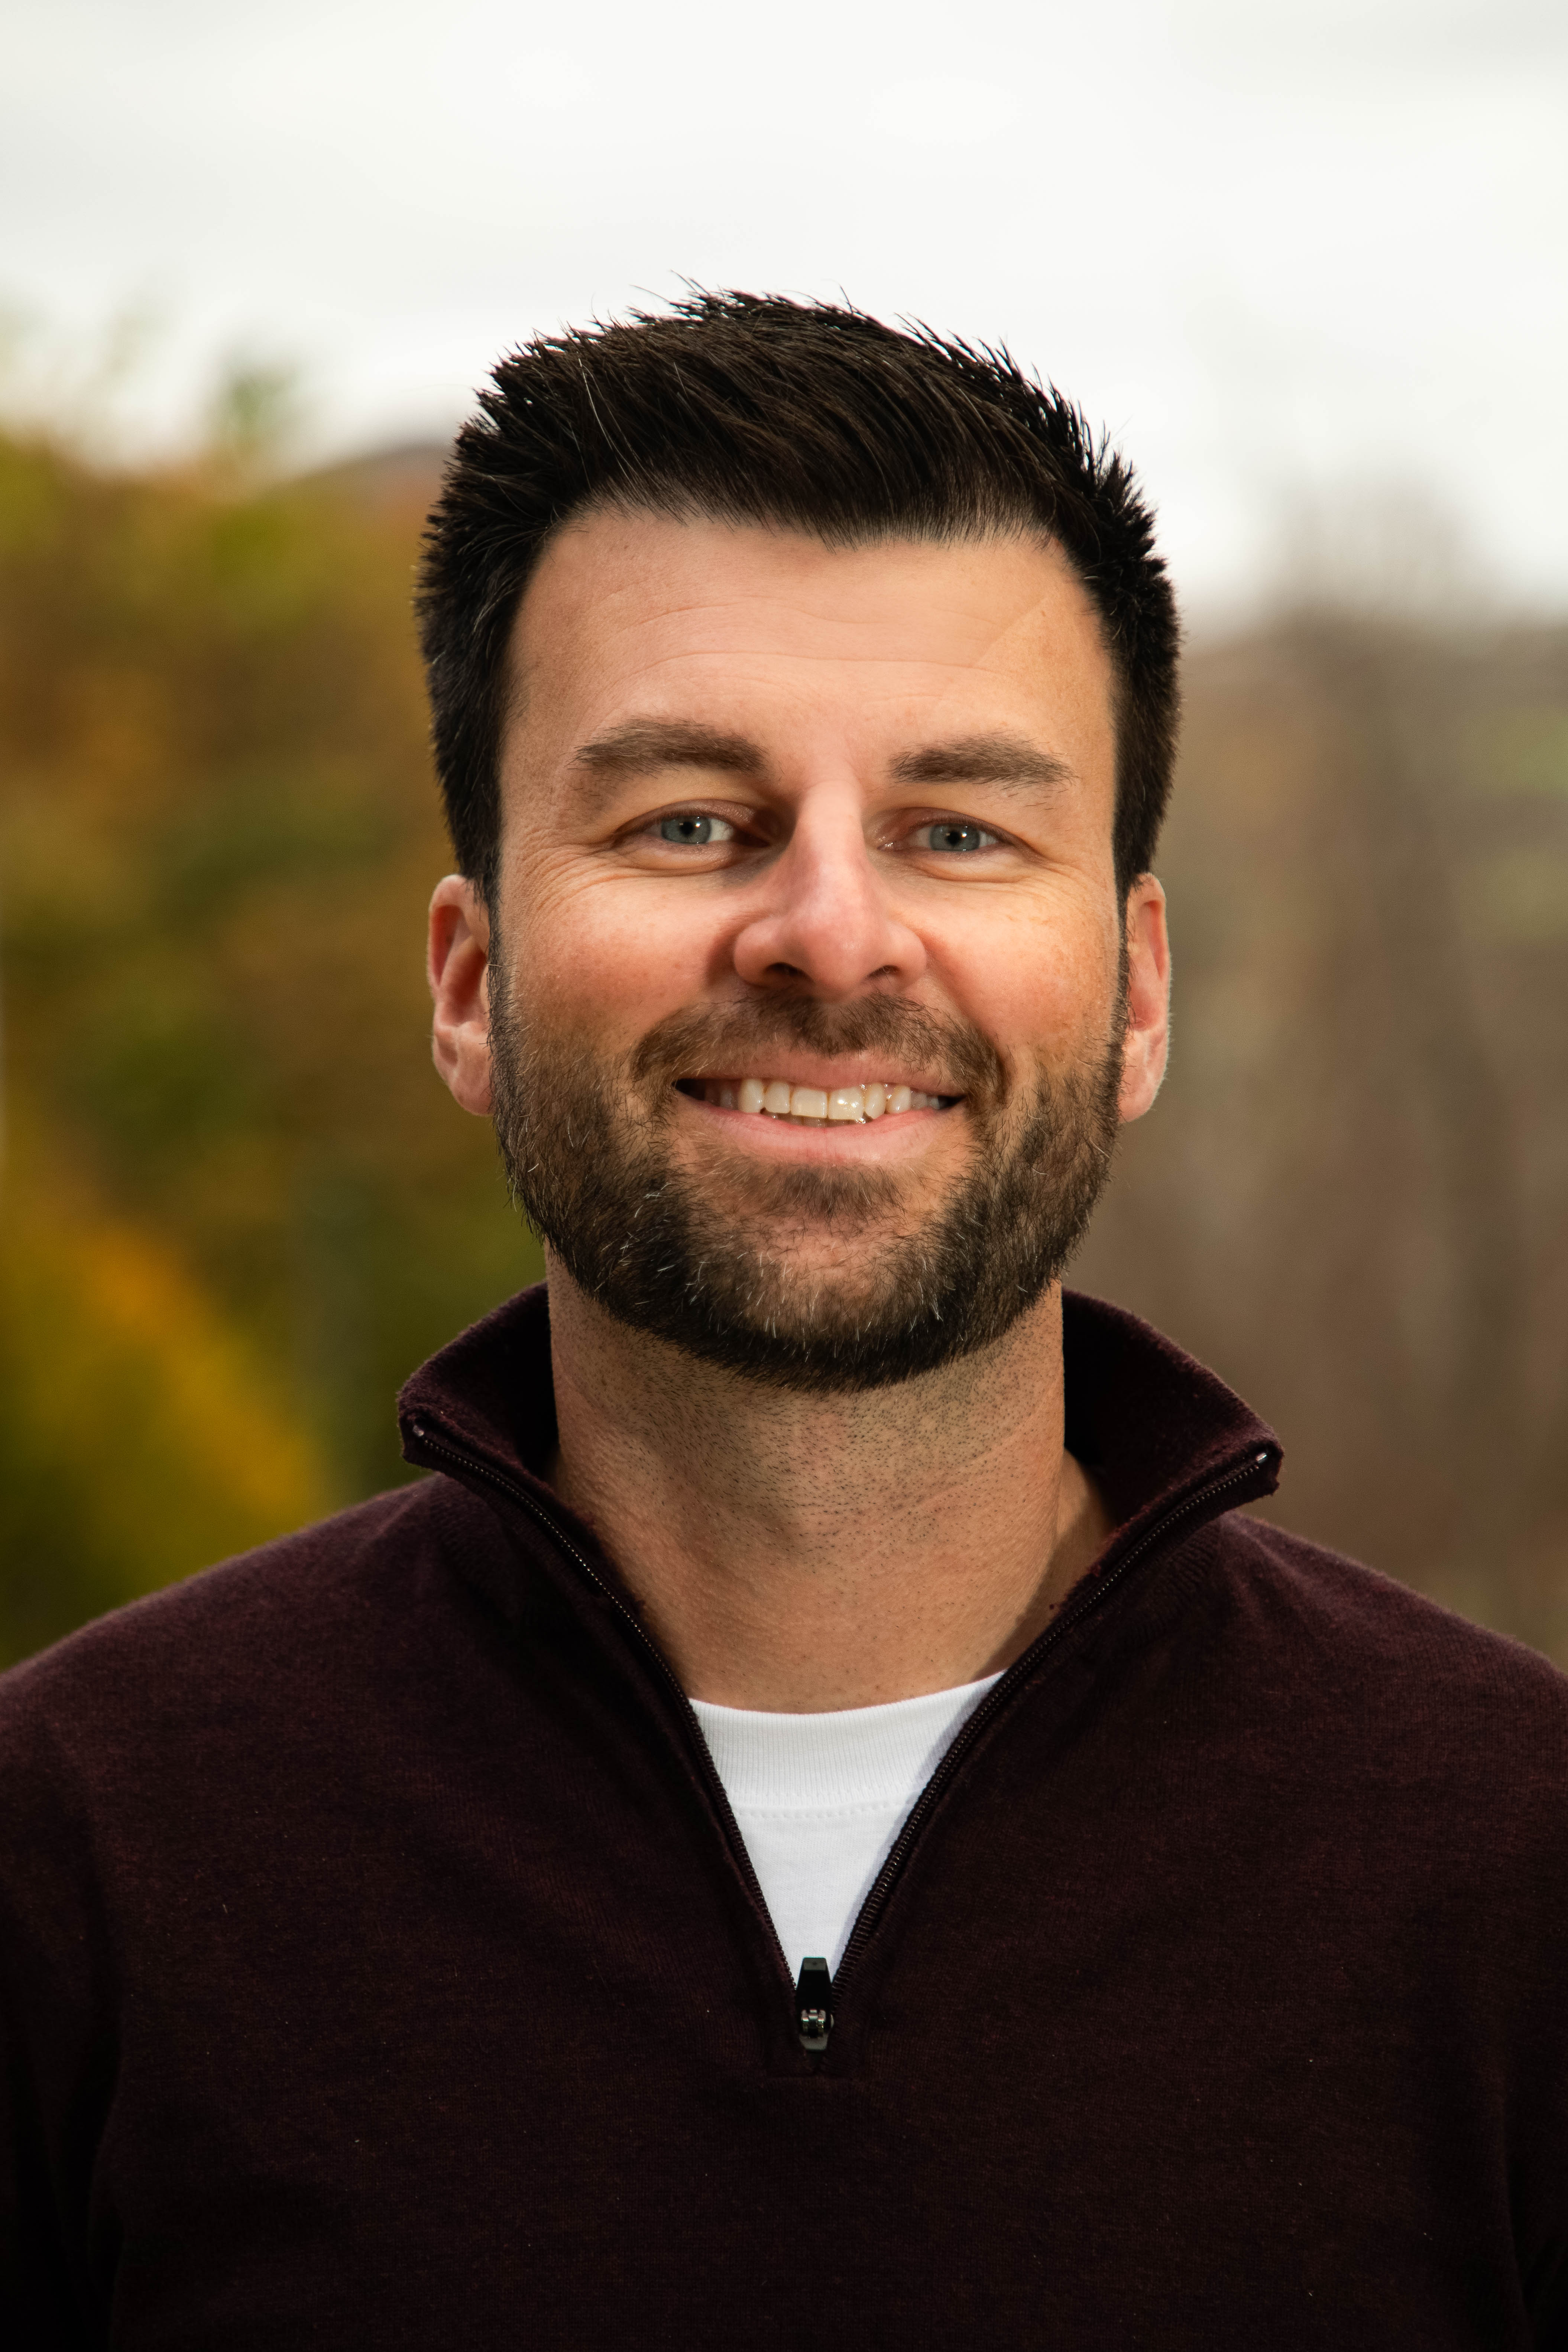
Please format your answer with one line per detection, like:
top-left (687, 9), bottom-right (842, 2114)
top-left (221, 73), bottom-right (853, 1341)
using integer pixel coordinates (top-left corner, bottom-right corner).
top-left (795, 1957), bottom-right (833, 2052)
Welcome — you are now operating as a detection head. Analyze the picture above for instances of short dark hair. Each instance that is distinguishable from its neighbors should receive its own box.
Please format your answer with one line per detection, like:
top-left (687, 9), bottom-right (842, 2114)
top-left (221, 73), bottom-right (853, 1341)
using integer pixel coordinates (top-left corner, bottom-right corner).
top-left (417, 291), bottom-right (1179, 904)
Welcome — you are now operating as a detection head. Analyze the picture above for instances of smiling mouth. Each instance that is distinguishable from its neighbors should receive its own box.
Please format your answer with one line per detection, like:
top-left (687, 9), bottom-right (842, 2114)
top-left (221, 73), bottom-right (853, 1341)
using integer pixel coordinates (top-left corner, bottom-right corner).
top-left (676, 1076), bottom-right (962, 1127)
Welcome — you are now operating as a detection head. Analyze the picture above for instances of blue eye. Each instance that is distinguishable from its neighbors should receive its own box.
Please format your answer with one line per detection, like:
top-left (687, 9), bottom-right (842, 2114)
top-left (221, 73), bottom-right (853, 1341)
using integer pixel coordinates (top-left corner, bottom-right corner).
top-left (919, 821), bottom-right (994, 854)
top-left (657, 813), bottom-right (733, 846)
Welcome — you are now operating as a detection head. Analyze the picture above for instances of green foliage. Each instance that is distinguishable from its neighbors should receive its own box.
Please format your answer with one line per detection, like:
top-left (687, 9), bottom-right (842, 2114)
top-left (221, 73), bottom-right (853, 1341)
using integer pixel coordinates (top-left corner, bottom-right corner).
top-left (0, 427), bottom-right (540, 1660)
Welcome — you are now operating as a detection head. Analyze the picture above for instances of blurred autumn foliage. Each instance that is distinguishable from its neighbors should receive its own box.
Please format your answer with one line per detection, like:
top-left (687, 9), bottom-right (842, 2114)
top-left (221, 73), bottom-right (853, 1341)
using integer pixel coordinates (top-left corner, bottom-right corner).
top-left (0, 415), bottom-right (540, 1664)
top-left (0, 407), bottom-right (1564, 1666)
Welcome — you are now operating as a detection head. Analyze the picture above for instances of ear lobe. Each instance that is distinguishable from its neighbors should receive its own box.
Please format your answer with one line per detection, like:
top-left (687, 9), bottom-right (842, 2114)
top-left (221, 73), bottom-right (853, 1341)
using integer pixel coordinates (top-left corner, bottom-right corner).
top-left (428, 876), bottom-right (495, 1117)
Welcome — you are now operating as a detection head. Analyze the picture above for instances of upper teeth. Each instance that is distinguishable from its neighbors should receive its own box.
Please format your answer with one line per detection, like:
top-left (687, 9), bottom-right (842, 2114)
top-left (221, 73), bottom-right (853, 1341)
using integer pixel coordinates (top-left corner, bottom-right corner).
top-left (699, 1079), bottom-right (945, 1125)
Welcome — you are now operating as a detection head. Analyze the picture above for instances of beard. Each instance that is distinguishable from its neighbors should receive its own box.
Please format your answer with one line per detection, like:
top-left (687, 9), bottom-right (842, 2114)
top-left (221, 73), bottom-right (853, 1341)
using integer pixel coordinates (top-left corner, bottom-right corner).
top-left (489, 964), bottom-right (1124, 1395)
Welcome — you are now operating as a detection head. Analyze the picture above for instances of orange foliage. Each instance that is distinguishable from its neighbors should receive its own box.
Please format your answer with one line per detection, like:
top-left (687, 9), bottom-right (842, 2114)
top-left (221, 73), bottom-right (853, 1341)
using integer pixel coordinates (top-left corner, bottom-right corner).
top-left (0, 1183), bottom-right (333, 1665)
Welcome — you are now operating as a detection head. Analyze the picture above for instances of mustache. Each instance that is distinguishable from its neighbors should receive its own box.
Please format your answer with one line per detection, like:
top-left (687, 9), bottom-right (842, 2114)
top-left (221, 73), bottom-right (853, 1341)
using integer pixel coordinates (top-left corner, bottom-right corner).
top-left (624, 994), bottom-right (1006, 1104)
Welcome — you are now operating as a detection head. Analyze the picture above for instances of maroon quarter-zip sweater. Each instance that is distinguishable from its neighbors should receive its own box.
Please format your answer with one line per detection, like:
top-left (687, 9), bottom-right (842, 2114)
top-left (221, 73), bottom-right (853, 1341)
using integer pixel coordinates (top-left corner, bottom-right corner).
top-left (1, 1287), bottom-right (1565, 2347)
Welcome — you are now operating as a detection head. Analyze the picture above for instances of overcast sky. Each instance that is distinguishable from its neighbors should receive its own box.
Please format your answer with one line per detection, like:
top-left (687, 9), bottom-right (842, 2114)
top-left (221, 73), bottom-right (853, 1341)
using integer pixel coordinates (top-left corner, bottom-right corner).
top-left (3, 0), bottom-right (1564, 618)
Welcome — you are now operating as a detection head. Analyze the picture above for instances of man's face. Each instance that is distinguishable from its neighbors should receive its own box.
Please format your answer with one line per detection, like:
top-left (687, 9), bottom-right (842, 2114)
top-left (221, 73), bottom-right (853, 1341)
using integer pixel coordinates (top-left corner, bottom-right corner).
top-left (440, 510), bottom-right (1169, 1389)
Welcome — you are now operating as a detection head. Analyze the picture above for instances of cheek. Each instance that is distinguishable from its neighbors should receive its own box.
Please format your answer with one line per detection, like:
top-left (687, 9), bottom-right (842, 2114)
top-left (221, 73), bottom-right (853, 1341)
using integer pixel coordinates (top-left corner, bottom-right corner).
top-left (505, 862), bottom-right (725, 1037)
top-left (936, 892), bottom-right (1120, 1067)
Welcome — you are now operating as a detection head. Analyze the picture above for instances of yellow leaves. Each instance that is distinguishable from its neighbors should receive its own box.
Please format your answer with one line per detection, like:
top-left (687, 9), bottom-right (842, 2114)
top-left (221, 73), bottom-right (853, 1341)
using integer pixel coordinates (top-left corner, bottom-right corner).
top-left (0, 1176), bottom-right (334, 1668)
top-left (0, 421), bottom-right (521, 1664)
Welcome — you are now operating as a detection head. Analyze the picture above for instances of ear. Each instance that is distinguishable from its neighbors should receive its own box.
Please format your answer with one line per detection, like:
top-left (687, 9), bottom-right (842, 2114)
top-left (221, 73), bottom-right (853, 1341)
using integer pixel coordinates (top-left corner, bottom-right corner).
top-left (1117, 875), bottom-right (1171, 1123)
top-left (428, 875), bottom-right (494, 1116)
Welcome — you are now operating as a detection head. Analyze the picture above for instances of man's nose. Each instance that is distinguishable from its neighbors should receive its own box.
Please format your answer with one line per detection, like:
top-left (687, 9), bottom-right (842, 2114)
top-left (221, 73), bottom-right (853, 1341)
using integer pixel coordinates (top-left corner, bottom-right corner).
top-left (730, 788), bottom-right (927, 999)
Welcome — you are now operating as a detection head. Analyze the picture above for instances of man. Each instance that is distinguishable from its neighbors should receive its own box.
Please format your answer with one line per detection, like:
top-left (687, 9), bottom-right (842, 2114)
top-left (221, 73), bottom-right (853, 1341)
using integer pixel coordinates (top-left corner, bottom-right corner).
top-left (1, 293), bottom-right (1564, 2346)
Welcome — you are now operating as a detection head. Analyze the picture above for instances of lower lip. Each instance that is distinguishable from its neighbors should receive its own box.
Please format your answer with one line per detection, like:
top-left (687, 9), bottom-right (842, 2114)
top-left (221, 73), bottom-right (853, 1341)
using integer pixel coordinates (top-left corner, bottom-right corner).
top-left (676, 1091), bottom-right (959, 1159)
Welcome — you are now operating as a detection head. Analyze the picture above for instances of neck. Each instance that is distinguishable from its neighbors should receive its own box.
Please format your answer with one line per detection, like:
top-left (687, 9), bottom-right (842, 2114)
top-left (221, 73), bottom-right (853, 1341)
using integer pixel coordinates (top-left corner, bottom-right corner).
top-left (544, 1266), bottom-right (1111, 1711)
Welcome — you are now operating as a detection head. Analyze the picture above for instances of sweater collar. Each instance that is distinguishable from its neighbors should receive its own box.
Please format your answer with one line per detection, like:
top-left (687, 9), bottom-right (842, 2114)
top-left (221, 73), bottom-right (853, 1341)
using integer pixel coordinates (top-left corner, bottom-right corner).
top-left (397, 1284), bottom-right (1282, 1575)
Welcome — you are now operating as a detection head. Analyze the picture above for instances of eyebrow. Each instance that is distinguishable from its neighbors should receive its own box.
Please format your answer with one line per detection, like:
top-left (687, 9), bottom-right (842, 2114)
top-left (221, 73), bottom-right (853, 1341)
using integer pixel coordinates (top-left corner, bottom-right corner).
top-left (890, 734), bottom-right (1077, 794)
top-left (571, 720), bottom-right (766, 781)
top-left (564, 719), bottom-right (1076, 809)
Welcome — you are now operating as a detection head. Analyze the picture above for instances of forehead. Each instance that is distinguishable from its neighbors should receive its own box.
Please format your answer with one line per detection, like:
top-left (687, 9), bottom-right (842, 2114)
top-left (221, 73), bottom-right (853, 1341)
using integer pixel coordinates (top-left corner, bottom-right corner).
top-left (505, 509), bottom-right (1114, 771)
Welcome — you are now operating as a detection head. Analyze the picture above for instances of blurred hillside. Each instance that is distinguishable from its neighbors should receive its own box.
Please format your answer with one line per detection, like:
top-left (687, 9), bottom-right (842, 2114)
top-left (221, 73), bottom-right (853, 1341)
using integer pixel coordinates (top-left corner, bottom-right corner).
top-left (1, 424), bottom-right (1564, 1666)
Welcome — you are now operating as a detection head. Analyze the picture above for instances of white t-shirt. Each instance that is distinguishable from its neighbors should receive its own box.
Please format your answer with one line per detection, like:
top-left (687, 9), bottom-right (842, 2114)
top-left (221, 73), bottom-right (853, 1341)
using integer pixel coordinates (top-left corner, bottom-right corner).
top-left (690, 1675), bottom-right (1002, 1980)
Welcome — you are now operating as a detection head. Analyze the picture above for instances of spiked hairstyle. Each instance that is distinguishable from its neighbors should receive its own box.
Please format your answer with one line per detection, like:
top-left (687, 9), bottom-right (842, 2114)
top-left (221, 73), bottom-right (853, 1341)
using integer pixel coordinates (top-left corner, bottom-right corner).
top-left (416, 292), bottom-right (1180, 903)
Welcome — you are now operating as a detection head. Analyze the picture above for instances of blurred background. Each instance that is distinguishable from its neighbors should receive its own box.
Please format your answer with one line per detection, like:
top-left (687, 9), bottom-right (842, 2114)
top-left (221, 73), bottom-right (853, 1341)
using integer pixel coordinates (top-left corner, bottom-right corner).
top-left (1, 0), bottom-right (1564, 1665)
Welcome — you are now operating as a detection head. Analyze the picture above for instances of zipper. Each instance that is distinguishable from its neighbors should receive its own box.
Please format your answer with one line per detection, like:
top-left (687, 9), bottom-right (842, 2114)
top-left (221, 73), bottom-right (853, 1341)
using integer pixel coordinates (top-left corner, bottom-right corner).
top-left (403, 1419), bottom-right (798, 2001)
top-left (794, 1957), bottom-right (833, 2054)
top-left (407, 1416), bottom-right (1276, 2055)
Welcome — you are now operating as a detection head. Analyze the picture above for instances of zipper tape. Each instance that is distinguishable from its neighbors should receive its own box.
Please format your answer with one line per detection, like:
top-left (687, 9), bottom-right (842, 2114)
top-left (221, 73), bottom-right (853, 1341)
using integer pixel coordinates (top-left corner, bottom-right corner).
top-left (406, 1418), bottom-right (1278, 2049)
